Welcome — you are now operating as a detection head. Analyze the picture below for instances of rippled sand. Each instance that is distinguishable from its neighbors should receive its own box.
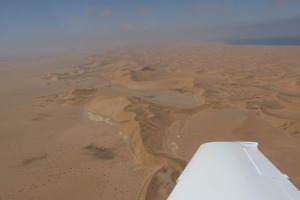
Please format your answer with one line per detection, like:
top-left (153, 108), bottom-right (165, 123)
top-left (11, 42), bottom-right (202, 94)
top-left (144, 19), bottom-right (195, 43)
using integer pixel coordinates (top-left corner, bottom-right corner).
top-left (1, 43), bottom-right (300, 199)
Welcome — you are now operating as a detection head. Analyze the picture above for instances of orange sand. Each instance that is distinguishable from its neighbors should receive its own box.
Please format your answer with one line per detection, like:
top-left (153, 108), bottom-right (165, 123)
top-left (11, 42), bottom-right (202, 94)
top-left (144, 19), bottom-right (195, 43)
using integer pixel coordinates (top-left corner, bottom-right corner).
top-left (0, 43), bottom-right (300, 200)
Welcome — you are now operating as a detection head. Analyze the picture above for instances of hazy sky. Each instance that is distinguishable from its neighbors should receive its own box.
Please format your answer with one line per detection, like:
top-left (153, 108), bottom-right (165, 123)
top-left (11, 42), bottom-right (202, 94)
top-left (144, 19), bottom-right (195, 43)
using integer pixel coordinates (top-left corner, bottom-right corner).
top-left (1, 0), bottom-right (300, 55)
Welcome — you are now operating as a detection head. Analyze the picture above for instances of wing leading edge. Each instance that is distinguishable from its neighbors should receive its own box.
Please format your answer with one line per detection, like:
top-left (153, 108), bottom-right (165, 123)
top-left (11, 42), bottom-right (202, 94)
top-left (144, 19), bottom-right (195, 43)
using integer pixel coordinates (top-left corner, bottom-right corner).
top-left (168, 142), bottom-right (300, 200)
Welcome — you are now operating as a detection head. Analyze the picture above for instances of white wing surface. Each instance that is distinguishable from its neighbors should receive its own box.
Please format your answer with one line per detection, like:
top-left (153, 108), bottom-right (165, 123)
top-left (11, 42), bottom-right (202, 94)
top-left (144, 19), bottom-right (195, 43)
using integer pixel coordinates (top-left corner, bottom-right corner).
top-left (168, 142), bottom-right (300, 200)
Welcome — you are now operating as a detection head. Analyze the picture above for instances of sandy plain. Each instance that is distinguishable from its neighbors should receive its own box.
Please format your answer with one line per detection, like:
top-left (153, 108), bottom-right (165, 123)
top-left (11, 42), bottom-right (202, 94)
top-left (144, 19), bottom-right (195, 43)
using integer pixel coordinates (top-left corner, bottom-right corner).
top-left (0, 43), bottom-right (300, 200)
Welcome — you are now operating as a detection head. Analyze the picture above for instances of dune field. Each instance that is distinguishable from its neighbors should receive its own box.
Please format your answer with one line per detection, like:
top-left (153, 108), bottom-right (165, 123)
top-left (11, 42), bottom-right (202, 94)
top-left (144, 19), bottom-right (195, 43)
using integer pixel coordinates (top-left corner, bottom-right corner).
top-left (0, 43), bottom-right (300, 200)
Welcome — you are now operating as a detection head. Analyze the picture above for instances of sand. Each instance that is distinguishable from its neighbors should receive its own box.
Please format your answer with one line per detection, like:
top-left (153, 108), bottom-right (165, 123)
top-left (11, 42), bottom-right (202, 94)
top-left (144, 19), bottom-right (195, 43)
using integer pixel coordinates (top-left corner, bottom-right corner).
top-left (0, 43), bottom-right (300, 200)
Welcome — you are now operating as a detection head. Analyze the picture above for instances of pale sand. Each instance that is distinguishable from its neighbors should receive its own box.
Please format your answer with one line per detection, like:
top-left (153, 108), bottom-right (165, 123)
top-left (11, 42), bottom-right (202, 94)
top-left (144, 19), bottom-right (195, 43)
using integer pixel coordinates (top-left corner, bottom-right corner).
top-left (0, 43), bottom-right (300, 199)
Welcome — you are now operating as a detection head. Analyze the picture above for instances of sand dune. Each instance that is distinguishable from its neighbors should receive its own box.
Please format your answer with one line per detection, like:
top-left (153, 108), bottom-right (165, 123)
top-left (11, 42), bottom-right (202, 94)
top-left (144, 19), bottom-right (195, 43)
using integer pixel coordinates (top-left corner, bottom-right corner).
top-left (87, 94), bottom-right (186, 199)
top-left (1, 43), bottom-right (300, 199)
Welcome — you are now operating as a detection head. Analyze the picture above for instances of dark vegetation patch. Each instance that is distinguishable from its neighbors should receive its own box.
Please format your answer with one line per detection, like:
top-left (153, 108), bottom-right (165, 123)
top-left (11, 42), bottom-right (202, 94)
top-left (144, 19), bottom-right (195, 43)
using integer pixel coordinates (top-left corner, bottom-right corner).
top-left (71, 88), bottom-right (97, 96)
top-left (31, 113), bottom-right (49, 121)
top-left (174, 88), bottom-right (184, 93)
top-left (289, 131), bottom-right (299, 137)
top-left (22, 153), bottom-right (48, 165)
top-left (85, 144), bottom-right (115, 160)
top-left (142, 66), bottom-right (155, 71)
top-left (144, 95), bottom-right (155, 99)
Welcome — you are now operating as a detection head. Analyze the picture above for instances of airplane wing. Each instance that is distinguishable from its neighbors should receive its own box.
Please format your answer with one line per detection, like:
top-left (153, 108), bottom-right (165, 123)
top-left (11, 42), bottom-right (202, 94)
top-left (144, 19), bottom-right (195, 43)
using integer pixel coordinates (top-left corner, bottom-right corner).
top-left (168, 142), bottom-right (300, 200)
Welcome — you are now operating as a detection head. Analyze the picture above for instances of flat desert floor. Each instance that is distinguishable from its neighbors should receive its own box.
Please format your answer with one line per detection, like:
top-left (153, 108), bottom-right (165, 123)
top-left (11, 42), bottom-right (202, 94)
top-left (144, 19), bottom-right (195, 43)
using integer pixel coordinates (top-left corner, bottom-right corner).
top-left (1, 43), bottom-right (300, 200)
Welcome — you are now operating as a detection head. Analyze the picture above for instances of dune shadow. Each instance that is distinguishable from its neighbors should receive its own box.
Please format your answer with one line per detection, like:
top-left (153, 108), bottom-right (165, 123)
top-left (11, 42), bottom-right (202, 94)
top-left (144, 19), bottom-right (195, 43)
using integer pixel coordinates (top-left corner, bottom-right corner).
top-left (22, 153), bottom-right (48, 165)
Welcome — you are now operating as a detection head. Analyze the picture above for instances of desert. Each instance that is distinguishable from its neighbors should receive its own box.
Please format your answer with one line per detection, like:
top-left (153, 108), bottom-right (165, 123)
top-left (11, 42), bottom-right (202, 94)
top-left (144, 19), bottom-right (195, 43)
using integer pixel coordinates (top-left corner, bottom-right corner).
top-left (0, 43), bottom-right (300, 200)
